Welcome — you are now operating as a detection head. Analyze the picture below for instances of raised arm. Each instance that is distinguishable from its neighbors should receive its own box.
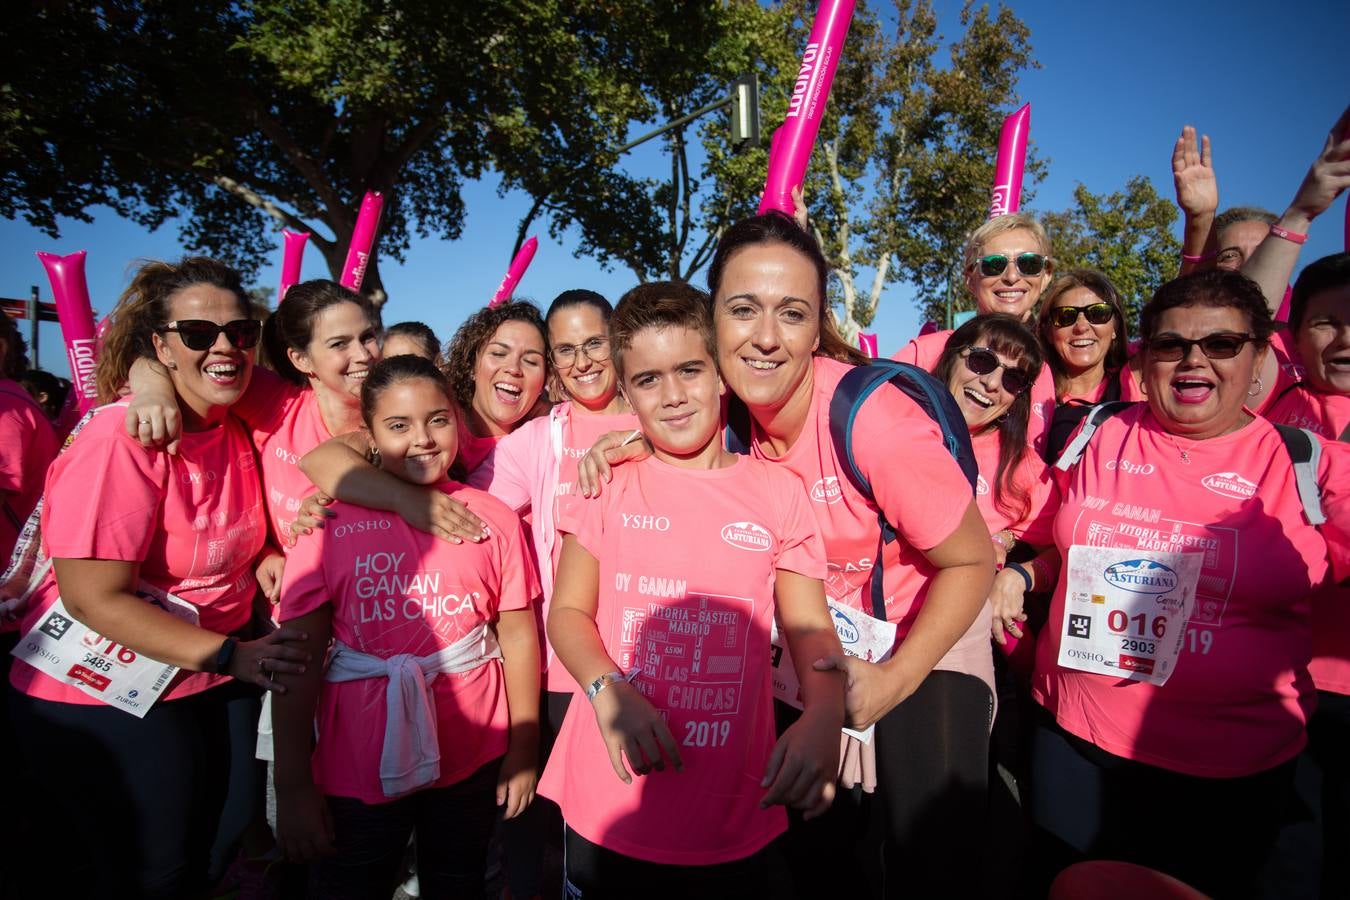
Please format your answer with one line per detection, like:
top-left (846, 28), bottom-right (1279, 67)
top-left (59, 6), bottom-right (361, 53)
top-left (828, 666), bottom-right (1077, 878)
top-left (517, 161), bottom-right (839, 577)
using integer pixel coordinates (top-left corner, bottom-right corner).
top-left (1172, 126), bottom-right (1219, 275)
top-left (1243, 105), bottom-right (1350, 313)
top-left (299, 432), bottom-right (488, 543)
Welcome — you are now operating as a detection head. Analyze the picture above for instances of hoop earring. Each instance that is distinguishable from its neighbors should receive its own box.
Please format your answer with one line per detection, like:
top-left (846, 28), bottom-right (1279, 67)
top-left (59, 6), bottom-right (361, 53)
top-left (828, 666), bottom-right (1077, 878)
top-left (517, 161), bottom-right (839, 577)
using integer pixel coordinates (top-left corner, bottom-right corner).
top-left (1248, 375), bottom-right (1264, 397)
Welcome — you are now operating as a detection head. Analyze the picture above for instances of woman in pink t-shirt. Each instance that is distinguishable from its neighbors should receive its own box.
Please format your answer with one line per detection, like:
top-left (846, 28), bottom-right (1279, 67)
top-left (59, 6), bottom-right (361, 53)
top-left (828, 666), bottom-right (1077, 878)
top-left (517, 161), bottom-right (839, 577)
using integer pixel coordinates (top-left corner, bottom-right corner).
top-left (1262, 252), bottom-right (1350, 897)
top-left (5, 258), bottom-right (309, 898)
top-left (272, 354), bottom-right (541, 898)
top-left (931, 315), bottom-right (1057, 658)
top-left (1029, 268), bottom-right (1350, 898)
top-left (545, 283), bottom-right (842, 897)
top-left (895, 213), bottom-right (1058, 451)
top-left (583, 214), bottom-right (997, 897)
top-left (468, 289), bottom-right (636, 899)
top-left (0, 313), bottom-right (58, 565)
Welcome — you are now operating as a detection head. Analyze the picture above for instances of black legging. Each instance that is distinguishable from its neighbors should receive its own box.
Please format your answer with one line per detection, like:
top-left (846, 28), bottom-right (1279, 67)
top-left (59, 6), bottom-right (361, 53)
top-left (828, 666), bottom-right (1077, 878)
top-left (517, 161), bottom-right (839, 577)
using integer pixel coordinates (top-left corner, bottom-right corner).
top-left (776, 669), bottom-right (993, 899)
top-left (7, 679), bottom-right (261, 898)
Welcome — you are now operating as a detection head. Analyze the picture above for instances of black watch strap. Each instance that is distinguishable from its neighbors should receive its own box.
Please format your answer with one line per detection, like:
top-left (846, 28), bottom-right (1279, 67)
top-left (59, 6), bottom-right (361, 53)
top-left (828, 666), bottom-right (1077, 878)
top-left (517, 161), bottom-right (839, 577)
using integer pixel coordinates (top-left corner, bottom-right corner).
top-left (213, 637), bottom-right (238, 675)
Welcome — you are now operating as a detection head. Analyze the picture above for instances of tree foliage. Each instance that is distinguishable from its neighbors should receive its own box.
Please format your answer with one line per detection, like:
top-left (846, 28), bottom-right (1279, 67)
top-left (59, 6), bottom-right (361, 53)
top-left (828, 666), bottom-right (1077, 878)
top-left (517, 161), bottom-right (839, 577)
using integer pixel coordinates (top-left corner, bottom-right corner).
top-left (1041, 177), bottom-right (1181, 332)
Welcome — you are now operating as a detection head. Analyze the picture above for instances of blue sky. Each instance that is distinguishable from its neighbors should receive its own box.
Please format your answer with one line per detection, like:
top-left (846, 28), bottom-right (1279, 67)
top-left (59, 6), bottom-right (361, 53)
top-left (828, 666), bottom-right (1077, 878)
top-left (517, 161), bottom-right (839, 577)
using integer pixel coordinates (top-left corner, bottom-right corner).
top-left (3, 0), bottom-right (1345, 379)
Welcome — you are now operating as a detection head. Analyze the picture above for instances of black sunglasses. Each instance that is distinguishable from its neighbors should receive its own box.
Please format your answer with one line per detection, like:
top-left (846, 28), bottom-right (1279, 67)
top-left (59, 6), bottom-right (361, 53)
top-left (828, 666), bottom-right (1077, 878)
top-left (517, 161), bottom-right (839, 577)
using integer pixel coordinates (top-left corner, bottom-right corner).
top-left (1048, 302), bottom-right (1115, 329)
top-left (961, 346), bottom-right (1032, 395)
top-left (159, 319), bottom-right (261, 352)
top-left (1146, 332), bottom-right (1256, 362)
top-left (977, 252), bottom-right (1050, 278)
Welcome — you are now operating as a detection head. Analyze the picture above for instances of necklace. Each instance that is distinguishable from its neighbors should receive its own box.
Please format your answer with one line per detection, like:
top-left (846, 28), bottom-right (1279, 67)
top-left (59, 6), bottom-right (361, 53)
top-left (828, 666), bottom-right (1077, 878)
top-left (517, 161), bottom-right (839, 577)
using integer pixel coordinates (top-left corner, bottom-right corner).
top-left (1163, 430), bottom-right (1192, 465)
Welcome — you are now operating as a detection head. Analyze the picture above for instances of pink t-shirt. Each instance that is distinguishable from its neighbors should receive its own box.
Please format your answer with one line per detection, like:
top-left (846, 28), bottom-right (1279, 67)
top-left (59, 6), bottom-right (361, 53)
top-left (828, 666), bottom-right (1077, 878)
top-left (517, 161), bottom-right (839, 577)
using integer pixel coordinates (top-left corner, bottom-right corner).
top-left (457, 418), bottom-right (505, 476)
top-left (230, 369), bottom-right (331, 551)
top-left (470, 404), bottom-right (638, 692)
top-left (0, 380), bottom-right (59, 561)
top-left (1032, 405), bottom-right (1350, 776)
top-left (1056, 366), bottom-right (1146, 406)
top-left (539, 455), bottom-right (825, 865)
top-left (895, 329), bottom-right (1056, 454)
top-left (970, 427), bottom-right (1055, 544)
top-left (1263, 384), bottom-right (1350, 695)
top-left (10, 403), bottom-right (266, 705)
top-left (1253, 329), bottom-right (1305, 417)
top-left (280, 482), bottom-right (539, 804)
top-left (750, 356), bottom-right (991, 692)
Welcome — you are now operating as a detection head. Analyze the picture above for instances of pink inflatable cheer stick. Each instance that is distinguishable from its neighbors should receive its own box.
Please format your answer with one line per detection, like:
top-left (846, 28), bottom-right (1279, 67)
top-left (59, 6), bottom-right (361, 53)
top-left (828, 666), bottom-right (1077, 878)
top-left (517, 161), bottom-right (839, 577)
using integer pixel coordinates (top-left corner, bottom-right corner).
top-left (340, 191), bottom-right (385, 291)
top-left (489, 237), bottom-right (539, 307)
top-left (279, 230), bottom-right (309, 301)
top-left (757, 0), bottom-right (856, 216)
top-left (37, 251), bottom-right (99, 413)
top-left (858, 332), bottom-right (878, 357)
top-left (989, 103), bottom-right (1031, 218)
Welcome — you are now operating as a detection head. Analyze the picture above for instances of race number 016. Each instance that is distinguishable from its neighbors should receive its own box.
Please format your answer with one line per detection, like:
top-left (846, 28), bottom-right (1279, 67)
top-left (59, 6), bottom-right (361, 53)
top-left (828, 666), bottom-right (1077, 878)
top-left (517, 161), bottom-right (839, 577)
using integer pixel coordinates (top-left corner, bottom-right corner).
top-left (1106, 610), bottom-right (1167, 639)
top-left (81, 632), bottom-right (138, 664)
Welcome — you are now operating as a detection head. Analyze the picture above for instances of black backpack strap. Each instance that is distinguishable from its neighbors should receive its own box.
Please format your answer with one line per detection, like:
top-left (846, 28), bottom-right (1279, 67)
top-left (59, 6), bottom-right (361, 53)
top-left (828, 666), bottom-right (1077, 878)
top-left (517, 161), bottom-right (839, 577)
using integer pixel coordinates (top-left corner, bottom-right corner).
top-left (827, 361), bottom-right (978, 620)
top-left (1273, 424), bottom-right (1326, 525)
top-left (1052, 401), bottom-right (1135, 471)
top-left (724, 395), bottom-right (752, 456)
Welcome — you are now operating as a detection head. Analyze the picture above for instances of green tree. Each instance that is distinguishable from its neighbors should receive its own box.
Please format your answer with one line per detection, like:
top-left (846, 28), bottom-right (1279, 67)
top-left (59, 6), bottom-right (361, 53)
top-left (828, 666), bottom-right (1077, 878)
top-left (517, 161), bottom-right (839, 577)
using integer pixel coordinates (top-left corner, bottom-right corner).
top-left (1041, 177), bottom-right (1181, 332)
top-left (803, 0), bottom-right (1046, 338)
top-left (0, 1), bottom-right (659, 304)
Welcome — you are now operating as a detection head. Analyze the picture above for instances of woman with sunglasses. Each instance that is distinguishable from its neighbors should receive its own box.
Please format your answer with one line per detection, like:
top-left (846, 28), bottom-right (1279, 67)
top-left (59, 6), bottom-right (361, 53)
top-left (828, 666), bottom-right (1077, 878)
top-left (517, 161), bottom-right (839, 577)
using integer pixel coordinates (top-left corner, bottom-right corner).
top-left (1037, 269), bottom-right (1142, 408)
top-left (581, 213), bottom-right (997, 898)
top-left (895, 213), bottom-right (1059, 451)
top-left (1028, 269), bottom-right (1350, 898)
top-left (933, 316), bottom-right (1056, 658)
top-left (6, 258), bottom-right (310, 897)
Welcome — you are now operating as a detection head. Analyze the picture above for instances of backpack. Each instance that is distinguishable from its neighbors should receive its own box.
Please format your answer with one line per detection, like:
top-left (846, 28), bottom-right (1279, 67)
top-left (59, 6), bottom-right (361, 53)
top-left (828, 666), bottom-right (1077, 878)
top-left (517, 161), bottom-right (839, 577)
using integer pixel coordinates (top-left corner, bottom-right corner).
top-left (727, 360), bottom-right (978, 619)
top-left (1049, 401), bottom-right (1326, 526)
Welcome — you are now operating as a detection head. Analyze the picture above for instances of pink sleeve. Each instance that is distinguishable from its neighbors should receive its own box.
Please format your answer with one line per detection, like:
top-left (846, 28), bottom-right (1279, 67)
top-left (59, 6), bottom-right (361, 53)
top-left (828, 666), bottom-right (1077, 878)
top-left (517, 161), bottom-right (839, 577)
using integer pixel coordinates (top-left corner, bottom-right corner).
top-left (490, 509), bottom-right (540, 615)
top-left (853, 390), bottom-right (971, 551)
top-left (769, 467), bottom-right (826, 579)
top-left (0, 405), bottom-right (30, 494)
top-left (892, 340), bottom-right (920, 365)
top-left (1317, 440), bottom-right (1350, 583)
top-left (278, 529), bottom-right (331, 622)
top-left (467, 420), bottom-right (536, 513)
top-left (43, 429), bottom-right (164, 562)
top-left (229, 367), bottom-right (299, 435)
top-left (558, 491), bottom-right (604, 559)
top-left (1012, 454), bottom-right (1059, 547)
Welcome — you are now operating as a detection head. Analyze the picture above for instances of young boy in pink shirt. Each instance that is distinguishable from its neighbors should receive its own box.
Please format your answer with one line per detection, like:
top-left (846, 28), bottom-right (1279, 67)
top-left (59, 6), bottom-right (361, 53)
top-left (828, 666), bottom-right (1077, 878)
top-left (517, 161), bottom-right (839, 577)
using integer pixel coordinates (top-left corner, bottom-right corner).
top-left (540, 282), bottom-right (844, 897)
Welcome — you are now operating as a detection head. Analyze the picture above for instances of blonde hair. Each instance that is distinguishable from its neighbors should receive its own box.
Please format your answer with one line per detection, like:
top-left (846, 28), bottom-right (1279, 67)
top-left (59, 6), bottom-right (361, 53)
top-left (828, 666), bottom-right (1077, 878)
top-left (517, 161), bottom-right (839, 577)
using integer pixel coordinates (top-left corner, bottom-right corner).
top-left (961, 213), bottom-right (1051, 274)
top-left (95, 258), bottom-right (247, 403)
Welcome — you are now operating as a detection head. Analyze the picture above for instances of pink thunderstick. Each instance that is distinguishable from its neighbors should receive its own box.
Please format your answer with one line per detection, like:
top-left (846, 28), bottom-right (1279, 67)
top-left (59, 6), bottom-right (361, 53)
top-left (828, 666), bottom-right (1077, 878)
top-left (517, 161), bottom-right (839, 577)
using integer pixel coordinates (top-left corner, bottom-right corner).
top-left (489, 237), bottom-right (538, 307)
top-left (757, 0), bottom-right (856, 216)
top-left (858, 332), bottom-right (878, 358)
top-left (340, 191), bottom-right (385, 291)
top-left (279, 230), bottom-right (310, 301)
top-left (37, 250), bottom-right (99, 413)
top-left (989, 103), bottom-right (1031, 218)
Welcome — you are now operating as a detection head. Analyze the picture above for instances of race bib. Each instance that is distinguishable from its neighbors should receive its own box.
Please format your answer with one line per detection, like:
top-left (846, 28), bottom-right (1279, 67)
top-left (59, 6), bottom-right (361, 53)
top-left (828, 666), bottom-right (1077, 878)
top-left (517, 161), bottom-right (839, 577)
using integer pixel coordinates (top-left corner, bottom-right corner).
top-left (771, 599), bottom-right (897, 742)
top-left (13, 585), bottom-right (200, 717)
top-left (1057, 545), bottom-right (1202, 686)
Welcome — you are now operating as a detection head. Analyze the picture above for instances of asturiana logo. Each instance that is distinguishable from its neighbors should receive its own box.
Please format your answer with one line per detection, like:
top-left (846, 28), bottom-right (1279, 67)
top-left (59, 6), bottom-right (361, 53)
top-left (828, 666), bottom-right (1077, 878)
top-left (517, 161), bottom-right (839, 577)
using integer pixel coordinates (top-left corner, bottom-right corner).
top-left (1201, 472), bottom-right (1257, 500)
top-left (831, 607), bottom-right (859, 644)
top-left (811, 477), bottom-right (843, 504)
top-left (721, 521), bottom-right (771, 552)
top-left (1103, 559), bottom-right (1178, 595)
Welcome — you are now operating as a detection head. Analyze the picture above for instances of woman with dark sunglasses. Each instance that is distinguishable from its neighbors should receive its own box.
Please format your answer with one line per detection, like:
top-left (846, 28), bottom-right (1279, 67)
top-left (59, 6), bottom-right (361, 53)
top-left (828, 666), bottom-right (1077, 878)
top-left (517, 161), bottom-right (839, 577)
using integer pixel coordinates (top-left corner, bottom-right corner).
top-left (896, 213), bottom-right (1059, 452)
top-left (1037, 268), bottom-right (1142, 409)
top-left (5, 257), bottom-right (311, 897)
top-left (1027, 269), bottom-right (1350, 898)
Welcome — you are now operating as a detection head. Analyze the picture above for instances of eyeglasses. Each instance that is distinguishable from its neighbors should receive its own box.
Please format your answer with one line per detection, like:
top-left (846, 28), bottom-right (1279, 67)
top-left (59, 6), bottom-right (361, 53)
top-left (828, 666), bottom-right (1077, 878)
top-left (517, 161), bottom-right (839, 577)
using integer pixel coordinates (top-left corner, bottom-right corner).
top-left (977, 252), bottom-right (1051, 278)
top-left (1146, 332), bottom-right (1256, 362)
top-left (1048, 303), bottom-right (1115, 329)
top-left (158, 319), bottom-right (261, 351)
top-left (961, 346), bottom-right (1032, 394)
top-left (550, 336), bottom-right (610, 368)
